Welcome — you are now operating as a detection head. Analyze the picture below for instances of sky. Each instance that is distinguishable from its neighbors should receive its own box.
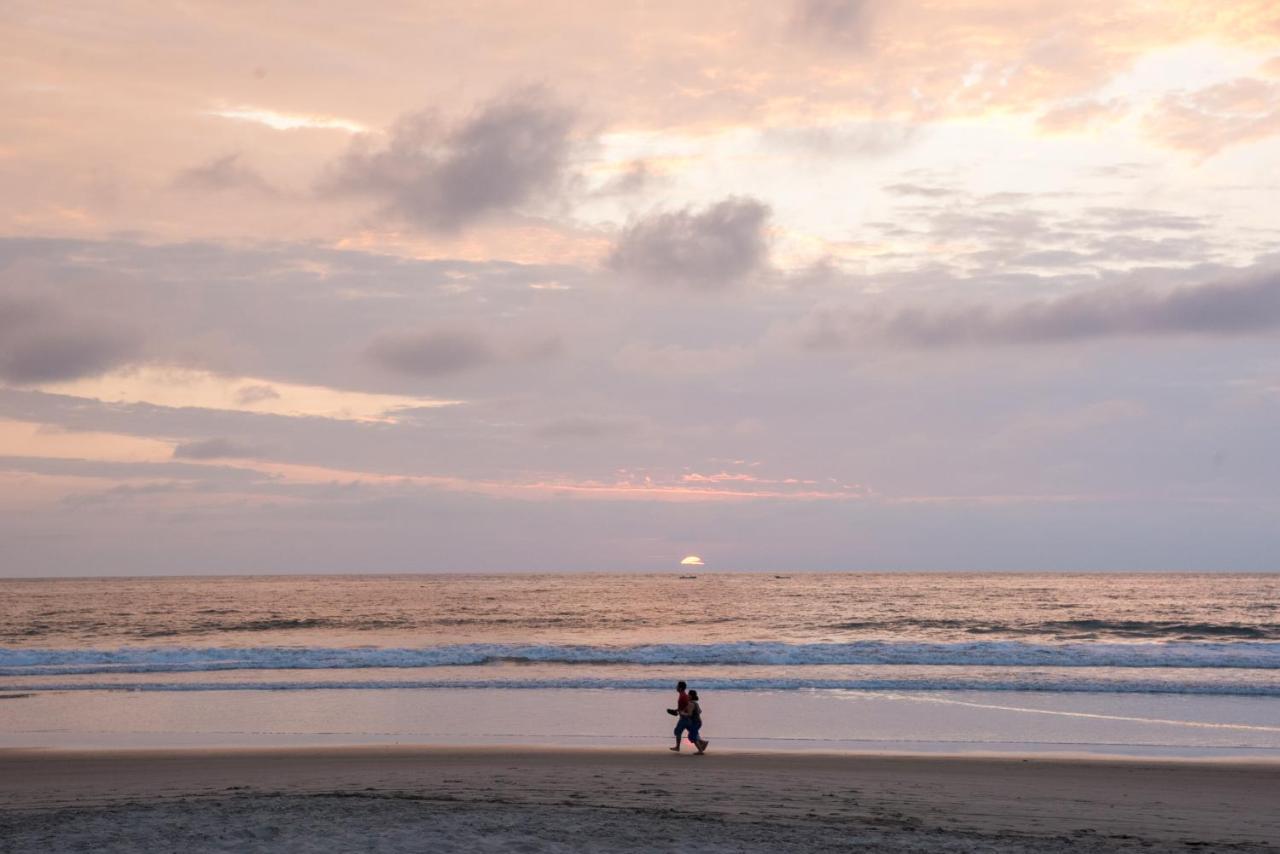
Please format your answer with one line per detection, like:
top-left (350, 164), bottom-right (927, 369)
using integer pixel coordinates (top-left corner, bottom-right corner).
top-left (1, 1), bottom-right (1279, 575)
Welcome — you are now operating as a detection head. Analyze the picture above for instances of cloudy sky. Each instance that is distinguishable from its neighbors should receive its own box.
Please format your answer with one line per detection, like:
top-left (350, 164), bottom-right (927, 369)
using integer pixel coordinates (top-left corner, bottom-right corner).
top-left (2, 1), bottom-right (1279, 575)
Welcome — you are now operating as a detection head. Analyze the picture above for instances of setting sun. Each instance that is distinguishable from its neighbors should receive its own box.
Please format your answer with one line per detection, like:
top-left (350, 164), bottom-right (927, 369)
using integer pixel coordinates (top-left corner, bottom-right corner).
top-left (680, 555), bottom-right (704, 566)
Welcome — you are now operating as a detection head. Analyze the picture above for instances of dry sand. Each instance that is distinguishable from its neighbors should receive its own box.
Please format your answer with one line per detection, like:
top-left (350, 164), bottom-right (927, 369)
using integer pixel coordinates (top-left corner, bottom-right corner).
top-left (1, 747), bottom-right (1277, 852)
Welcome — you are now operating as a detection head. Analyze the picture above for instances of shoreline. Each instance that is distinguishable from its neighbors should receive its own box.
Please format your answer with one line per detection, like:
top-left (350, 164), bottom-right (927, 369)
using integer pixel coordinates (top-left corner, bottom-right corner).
top-left (5, 686), bottom-right (1278, 760)
top-left (8, 742), bottom-right (1280, 764)
top-left (3, 745), bottom-right (1277, 851)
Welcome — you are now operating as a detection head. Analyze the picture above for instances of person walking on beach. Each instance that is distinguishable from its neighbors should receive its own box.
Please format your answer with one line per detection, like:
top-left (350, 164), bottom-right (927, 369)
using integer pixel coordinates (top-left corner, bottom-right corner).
top-left (686, 689), bottom-right (709, 754)
top-left (667, 680), bottom-right (690, 751)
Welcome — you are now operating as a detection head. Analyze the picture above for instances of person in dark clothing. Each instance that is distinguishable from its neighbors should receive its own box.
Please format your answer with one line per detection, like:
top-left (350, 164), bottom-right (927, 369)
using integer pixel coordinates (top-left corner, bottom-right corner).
top-left (685, 689), bottom-right (709, 754)
top-left (667, 681), bottom-right (690, 751)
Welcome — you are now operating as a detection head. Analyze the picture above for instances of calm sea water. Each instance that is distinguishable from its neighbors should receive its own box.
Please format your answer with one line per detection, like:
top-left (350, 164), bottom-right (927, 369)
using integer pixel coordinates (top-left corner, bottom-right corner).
top-left (3, 573), bottom-right (1278, 697)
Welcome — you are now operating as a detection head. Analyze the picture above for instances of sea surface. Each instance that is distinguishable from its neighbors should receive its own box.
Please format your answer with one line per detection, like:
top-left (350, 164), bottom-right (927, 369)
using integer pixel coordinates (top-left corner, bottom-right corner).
top-left (2, 573), bottom-right (1279, 756)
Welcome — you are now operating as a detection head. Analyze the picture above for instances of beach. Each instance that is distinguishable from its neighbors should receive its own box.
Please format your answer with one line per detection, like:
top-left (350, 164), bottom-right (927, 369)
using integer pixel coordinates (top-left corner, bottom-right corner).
top-left (2, 746), bottom-right (1277, 852)
top-left (4, 574), bottom-right (1279, 850)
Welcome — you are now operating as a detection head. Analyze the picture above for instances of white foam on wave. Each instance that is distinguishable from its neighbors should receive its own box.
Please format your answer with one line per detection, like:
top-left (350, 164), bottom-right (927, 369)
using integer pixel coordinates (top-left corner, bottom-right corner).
top-left (4, 675), bottom-right (1280, 697)
top-left (3, 640), bottom-right (1280, 676)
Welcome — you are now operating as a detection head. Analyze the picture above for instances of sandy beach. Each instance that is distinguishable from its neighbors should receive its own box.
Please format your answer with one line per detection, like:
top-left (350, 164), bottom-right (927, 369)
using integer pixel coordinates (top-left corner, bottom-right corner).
top-left (2, 747), bottom-right (1276, 852)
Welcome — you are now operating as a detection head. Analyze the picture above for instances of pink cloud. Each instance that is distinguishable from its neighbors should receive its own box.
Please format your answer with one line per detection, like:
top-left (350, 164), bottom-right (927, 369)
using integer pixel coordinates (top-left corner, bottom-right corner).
top-left (1144, 78), bottom-right (1280, 157)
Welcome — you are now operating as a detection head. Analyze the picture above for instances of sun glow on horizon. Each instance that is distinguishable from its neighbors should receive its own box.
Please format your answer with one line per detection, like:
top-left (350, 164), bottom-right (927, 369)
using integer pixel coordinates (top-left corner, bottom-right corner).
top-left (680, 555), bottom-right (704, 566)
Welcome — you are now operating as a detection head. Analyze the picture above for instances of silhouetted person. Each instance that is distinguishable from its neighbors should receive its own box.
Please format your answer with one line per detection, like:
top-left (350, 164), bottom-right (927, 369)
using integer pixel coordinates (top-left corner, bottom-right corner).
top-left (667, 680), bottom-right (690, 750)
top-left (686, 689), bottom-right (708, 754)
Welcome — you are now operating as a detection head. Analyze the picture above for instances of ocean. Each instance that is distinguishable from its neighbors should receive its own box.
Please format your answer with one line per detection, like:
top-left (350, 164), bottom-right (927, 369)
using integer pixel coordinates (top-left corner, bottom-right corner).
top-left (3, 573), bottom-right (1279, 757)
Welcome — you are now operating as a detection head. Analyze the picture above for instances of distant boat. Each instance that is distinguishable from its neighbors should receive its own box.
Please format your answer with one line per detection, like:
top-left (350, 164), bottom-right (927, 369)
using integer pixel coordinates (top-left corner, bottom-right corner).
top-left (773, 575), bottom-right (791, 579)
top-left (679, 574), bottom-right (698, 579)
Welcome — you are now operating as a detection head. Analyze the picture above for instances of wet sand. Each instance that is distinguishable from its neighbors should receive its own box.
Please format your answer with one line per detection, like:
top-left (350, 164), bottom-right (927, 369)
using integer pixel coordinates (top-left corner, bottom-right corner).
top-left (1, 746), bottom-right (1277, 852)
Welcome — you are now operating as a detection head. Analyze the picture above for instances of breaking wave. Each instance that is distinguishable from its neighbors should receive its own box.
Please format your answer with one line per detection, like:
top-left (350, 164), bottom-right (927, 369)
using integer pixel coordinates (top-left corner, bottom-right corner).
top-left (3, 640), bottom-right (1280, 677)
top-left (4, 675), bottom-right (1280, 698)
top-left (827, 619), bottom-right (1280, 641)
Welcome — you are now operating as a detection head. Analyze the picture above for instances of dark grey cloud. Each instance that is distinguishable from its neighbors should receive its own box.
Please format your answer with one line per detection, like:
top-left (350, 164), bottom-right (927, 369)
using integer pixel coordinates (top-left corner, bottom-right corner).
top-left (608, 197), bottom-right (771, 291)
top-left (174, 153), bottom-right (275, 194)
top-left (790, 0), bottom-right (877, 45)
top-left (234, 384), bottom-right (281, 405)
top-left (324, 90), bottom-right (576, 231)
top-left (0, 295), bottom-right (138, 384)
top-left (511, 333), bottom-right (565, 363)
top-left (365, 327), bottom-right (563, 378)
top-left (533, 416), bottom-right (638, 440)
top-left (172, 438), bottom-right (264, 460)
top-left (365, 329), bottom-right (495, 377)
top-left (800, 270), bottom-right (1280, 349)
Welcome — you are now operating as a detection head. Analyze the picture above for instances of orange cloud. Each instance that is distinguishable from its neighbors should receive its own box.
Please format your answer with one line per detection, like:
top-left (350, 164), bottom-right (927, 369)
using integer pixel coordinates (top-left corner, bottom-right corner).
top-left (1144, 77), bottom-right (1280, 156)
top-left (1036, 99), bottom-right (1128, 135)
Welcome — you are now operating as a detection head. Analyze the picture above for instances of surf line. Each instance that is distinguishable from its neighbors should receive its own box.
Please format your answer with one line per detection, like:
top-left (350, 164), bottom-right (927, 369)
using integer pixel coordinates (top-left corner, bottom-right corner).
top-left (863, 692), bottom-right (1280, 733)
